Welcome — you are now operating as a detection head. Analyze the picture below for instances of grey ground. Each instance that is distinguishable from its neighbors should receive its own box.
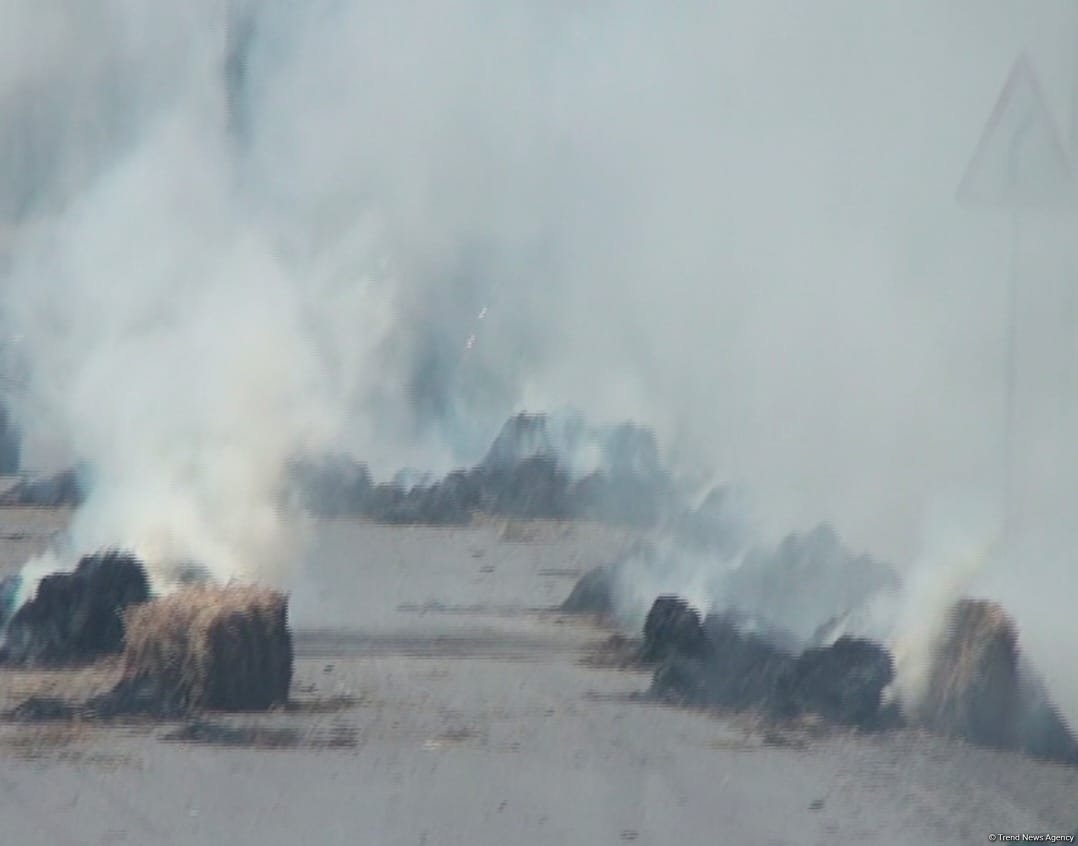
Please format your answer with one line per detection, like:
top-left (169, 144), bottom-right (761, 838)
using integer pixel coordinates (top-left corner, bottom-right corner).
top-left (0, 509), bottom-right (1074, 846)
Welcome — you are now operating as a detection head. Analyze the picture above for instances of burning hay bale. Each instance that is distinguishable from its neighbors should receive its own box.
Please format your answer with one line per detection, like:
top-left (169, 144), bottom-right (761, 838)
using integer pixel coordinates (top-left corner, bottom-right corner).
top-left (286, 454), bottom-right (372, 517)
top-left (1, 551), bottom-right (150, 666)
top-left (91, 585), bottom-right (293, 715)
top-left (287, 411), bottom-right (675, 527)
top-left (917, 599), bottom-right (1078, 765)
top-left (918, 599), bottom-right (1020, 750)
top-left (723, 524), bottom-right (900, 645)
top-left (645, 594), bottom-right (896, 730)
top-left (0, 467), bottom-right (85, 507)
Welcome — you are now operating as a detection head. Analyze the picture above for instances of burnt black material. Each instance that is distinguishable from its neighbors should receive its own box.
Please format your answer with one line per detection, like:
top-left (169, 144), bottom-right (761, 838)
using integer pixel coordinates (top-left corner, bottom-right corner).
top-left (645, 595), bottom-right (895, 730)
top-left (0, 468), bottom-right (84, 507)
top-left (286, 412), bottom-right (673, 527)
top-left (641, 596), bottom-right (712, 662)
top-left (1, 550), bottom-right (150, 666)
top-left (776, 637), bottom-right (895, 727)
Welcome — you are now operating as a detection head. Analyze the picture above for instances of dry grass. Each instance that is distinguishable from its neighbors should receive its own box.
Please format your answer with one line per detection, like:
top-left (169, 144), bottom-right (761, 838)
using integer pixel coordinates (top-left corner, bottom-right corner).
top-left (121, 585), bottom-right (293, 711)
top-left (919, 599), bottom-right (1020, 748)
top-left (0, 659), bottom-right (121, 712)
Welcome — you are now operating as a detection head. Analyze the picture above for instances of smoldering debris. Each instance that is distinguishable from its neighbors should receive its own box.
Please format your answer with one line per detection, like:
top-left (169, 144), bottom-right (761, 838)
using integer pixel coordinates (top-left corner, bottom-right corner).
top-left (286, 412), bottom-right (676, 527)
top-left (778, 637), bottom-right (898, 727)
top-left (666, 486), bottom-right (750, 554)
top-left (726, 525), bottom-right (900, 645)
top-left (0, 550), bottom-right (150, 666)
top-left (559, 515), bottom-right (1077, 761)
top-left (602, 590), bottom-right (1078, 765)
top-left (560, 524), bottom-right (899, 647)
top-left (643, 595), bottom-right (898, 731)
top-left (0, 468), bottom-right (85, 507)
top-left (88, 585), bottom-right (293, 716)
top-left (918, 599), bottom-right (1078, 766)
top-left (287, 454), bottom-right (372, 518)
top-left (640, 596), bottom-right (712, 662)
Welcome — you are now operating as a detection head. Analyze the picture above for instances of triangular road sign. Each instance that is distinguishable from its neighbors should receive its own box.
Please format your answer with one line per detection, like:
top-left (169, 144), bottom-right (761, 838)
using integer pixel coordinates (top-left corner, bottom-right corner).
top-left (957, 55), bottom-right (1076, 210)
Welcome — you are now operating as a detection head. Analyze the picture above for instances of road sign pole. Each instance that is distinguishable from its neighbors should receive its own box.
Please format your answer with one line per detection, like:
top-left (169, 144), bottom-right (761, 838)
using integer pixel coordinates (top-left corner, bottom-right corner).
top-left (957, 54), bottom-right (1076, 550)
top-left (1003, 208), bottom-right (1020, 546)
top-left (1000, 114), bottom-right (1030, 550)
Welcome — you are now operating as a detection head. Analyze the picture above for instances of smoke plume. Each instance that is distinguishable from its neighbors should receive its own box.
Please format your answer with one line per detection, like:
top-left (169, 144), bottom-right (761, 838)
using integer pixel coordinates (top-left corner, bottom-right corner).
top-left (1, 1), bottom-right (1077, 718)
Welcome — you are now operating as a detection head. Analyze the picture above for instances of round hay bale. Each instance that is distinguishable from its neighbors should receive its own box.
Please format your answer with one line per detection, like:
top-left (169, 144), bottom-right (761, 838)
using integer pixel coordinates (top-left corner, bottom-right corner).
top-left (114, 585), bottom-right (293, 713)
top-left (919, 599), bottom-right (1021, 749)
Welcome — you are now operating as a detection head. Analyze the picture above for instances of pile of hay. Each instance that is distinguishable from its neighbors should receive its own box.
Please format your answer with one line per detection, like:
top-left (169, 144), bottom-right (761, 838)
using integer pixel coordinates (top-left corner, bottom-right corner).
top-left (918, 599), bottom-right (1021, 749)
top-left (98, 585), bottom-right (292, 714)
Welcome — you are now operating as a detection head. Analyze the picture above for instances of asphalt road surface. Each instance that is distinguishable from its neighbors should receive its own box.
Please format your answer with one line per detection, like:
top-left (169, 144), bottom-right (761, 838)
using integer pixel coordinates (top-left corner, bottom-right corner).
top-left (0, 512), bottom-right (1075, 845)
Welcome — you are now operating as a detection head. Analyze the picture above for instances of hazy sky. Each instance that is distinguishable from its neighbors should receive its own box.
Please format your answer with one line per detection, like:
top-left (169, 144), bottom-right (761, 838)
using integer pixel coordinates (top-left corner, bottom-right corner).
top-left (2, 2), bottom-right (1078, 682)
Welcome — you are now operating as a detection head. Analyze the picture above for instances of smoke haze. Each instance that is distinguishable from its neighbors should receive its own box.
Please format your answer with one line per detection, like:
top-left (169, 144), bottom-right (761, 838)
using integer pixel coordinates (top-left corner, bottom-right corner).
top-left (1, 1), bottom-right (1078, 713)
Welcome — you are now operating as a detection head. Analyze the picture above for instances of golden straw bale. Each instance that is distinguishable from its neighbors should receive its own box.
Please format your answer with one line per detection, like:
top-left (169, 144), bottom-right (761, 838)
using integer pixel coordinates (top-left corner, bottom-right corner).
top-left (120, 585), bottom-right (292, 711)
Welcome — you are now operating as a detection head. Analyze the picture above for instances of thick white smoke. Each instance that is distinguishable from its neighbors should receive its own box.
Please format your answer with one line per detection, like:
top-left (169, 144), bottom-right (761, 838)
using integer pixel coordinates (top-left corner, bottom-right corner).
top-left (1, 0), bottom-right (1077, 719)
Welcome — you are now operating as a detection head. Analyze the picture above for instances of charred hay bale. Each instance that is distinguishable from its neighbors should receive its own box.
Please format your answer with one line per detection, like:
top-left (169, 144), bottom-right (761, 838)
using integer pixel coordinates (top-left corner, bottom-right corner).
top-left (640, 595), bottom-right (712, 662)
top-left (668, 486), bottom-right (747, 553)
top-left (104, 585), bottom-right (293, 713)
top-left (698, 614), bottom-right (794, 707)
top-left (361, 477), bottom-right (474, 525)
top-left (476, 455), bottom-right (571, 519)
top-left (650, 612), bottom-right (793, 708)
top-left (0, 468), bottom-right (84, 507)
top-left (424, 469), bottom-right (482, 521)
top-left (648, 607), bottom-right (895, 728)
top-left (363, 482), bottom-right (410, 523)
top-left (479, 413), bottom-right (559, 471)
top-left (777, 636), bottom-right (895, 728)
top-left (2, 551), bottom-right (150, 666)
top-left (568, 472), bottom-right (663, 527)
top-left (560, 565), bottom-right (616, 616)
top-left (405, 472), bottom-right (479, 525)
top-left (919, 599), bottom-right (1021, 750)
top-left (287, 454), bottom-right (371, 517)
